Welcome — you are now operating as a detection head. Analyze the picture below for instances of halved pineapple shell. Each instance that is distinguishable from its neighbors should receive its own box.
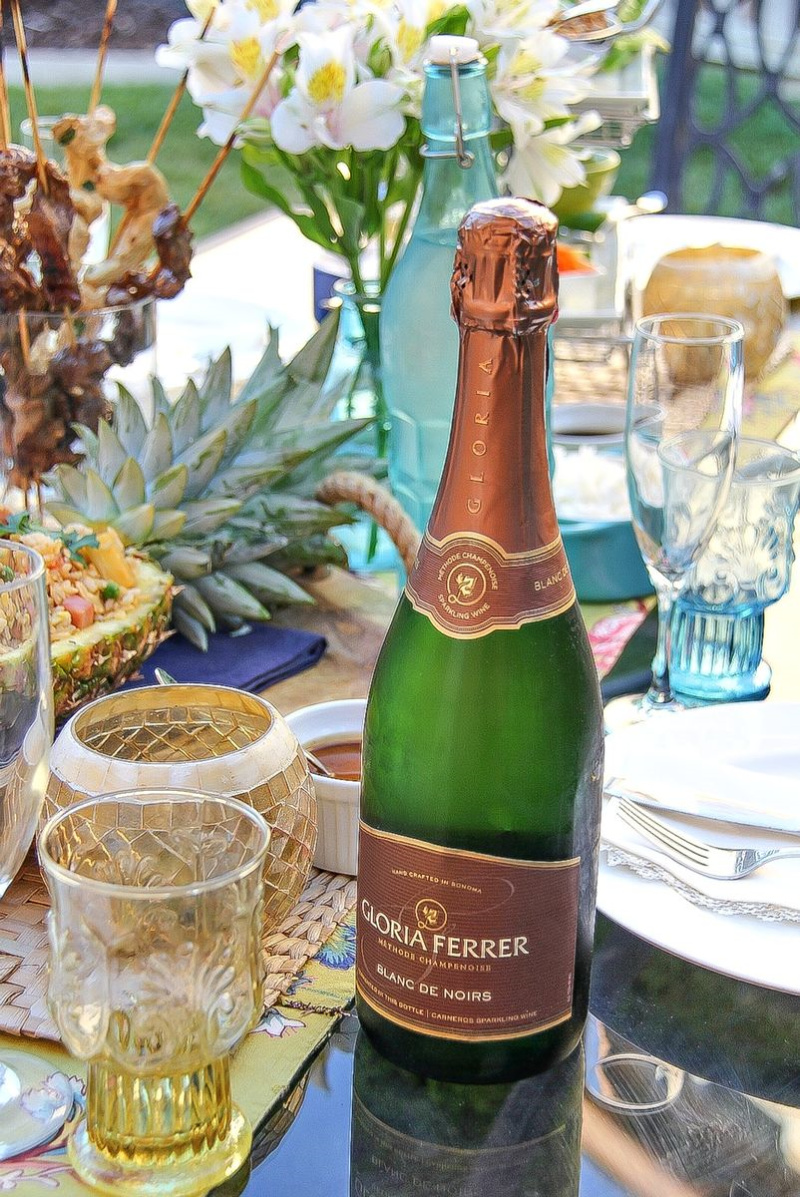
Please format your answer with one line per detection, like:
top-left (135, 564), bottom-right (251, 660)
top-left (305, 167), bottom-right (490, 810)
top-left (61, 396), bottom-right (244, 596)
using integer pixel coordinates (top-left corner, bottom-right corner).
top-left (52, 556), bottom-right (173, 719)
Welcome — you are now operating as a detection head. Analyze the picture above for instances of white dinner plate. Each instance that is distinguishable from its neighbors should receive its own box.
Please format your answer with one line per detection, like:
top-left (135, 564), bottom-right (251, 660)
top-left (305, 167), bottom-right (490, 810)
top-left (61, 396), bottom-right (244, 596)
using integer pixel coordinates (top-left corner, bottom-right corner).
top-left (599, 703), bottom-right (800, 994)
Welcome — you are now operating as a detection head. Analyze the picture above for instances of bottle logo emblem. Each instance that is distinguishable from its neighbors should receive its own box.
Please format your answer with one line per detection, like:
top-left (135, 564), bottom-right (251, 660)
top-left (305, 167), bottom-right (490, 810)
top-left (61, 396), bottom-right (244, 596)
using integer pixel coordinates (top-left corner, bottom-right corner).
top-left (446, 564), bottom-right (486, 607)
top-left (415, 899), bottom-right (448, 932)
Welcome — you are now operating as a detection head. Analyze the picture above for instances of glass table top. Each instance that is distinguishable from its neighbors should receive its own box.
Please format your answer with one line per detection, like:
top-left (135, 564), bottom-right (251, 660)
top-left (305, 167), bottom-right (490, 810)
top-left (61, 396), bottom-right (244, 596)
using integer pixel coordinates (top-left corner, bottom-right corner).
top-left (214, 911), bottom-right (800, 1196)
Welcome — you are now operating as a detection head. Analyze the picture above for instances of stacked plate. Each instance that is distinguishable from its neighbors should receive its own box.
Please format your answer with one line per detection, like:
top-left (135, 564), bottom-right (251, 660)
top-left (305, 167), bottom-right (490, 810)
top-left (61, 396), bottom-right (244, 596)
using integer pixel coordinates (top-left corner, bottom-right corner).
top-left (600, 702), bottom-right (800, 994)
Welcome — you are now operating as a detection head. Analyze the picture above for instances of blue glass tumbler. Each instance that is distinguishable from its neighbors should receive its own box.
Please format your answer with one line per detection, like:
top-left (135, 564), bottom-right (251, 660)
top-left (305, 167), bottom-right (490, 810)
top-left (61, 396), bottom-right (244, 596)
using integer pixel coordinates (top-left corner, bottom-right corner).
top-left (671, 439), bottom-right (800, 703)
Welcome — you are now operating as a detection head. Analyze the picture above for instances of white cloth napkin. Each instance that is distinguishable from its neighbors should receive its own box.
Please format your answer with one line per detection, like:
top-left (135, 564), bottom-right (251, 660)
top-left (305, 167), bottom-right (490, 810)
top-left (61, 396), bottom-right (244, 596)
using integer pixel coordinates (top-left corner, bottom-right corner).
top-left (601, 798), bottom-right (800, 923)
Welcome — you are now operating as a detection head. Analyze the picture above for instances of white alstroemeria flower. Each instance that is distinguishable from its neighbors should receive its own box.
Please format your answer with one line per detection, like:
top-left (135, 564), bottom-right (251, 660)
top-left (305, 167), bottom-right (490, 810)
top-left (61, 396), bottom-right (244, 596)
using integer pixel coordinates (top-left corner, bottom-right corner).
top-left (272, 78), bottom-right (406, 152)
top-left (387, 0), bottom-right (447, 65)
top-left (504, 110), bottom-right (601, 206)
top-left (295, 27), bottom-right (357, 108)
top-left (271, 28), bottom-right (406, 152)
top-left (158, 0), bottom-right (294, 144)
top-left (468, 0), bottom-right (559, 42)
top-left (491, 30), bottom-right (591, 135)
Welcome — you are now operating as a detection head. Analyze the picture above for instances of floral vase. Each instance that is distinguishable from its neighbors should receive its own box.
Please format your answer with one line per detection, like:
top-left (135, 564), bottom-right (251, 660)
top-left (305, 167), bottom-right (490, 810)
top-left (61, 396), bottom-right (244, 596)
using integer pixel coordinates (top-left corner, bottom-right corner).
top-left (326, 280), bottom-right (399, 573)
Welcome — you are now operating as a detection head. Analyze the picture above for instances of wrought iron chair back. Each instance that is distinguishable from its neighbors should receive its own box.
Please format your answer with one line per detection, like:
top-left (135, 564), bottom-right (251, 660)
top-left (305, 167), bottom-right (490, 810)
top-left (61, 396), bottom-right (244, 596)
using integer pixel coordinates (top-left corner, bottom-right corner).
top-left (652, 0), bottom-right (800, 223)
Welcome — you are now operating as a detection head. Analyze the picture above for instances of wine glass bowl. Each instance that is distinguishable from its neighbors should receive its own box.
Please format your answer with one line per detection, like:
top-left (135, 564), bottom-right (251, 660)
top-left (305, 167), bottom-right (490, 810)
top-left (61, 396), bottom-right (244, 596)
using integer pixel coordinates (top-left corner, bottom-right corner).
top-left (0, 540), bottom-right (56, 1161)
top-left (620, 314), bottom-right (743, 714)
top-left (0, 540), bottom-right (53, 898)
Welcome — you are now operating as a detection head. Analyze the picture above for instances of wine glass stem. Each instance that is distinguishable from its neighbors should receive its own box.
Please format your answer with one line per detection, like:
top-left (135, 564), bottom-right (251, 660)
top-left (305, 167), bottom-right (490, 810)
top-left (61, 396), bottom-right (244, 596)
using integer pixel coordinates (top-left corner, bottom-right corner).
top-left (648, 578), bottom-right (677, 706)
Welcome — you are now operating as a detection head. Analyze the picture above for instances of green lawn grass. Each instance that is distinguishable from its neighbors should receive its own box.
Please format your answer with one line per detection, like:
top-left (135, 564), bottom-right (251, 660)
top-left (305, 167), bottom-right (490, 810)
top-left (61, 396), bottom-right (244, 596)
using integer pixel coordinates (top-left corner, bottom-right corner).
top-left (615, 63), bottom-right (797, 227)
top-left (10, 61), bottom-right (797, 244)
top-left (8, 83), bottom-right (265, 241)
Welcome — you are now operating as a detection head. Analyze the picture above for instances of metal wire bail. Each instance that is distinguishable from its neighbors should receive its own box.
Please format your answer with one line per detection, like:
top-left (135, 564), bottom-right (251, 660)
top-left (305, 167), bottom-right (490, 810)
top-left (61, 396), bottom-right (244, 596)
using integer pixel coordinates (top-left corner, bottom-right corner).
top-left (420, 47), bottom-right (475, 169)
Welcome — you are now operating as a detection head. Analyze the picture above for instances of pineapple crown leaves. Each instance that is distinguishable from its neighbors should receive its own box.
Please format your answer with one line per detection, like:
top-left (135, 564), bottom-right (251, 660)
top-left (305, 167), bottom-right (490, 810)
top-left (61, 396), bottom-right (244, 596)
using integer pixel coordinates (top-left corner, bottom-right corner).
top-left (46, 311), bottom-right (374, 652)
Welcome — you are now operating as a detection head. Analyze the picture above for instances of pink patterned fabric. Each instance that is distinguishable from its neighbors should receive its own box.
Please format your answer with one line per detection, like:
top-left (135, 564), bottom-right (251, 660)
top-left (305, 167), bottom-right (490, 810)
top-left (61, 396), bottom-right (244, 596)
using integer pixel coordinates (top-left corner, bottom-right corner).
top-left (589, 603), bottom-right (649, 678)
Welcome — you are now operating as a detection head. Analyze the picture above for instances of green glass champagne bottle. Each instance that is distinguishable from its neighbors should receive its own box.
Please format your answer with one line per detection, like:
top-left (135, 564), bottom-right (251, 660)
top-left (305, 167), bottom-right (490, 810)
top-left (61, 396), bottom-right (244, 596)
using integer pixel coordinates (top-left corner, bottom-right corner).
top-left (356, 198), bottom-right (604, 1084)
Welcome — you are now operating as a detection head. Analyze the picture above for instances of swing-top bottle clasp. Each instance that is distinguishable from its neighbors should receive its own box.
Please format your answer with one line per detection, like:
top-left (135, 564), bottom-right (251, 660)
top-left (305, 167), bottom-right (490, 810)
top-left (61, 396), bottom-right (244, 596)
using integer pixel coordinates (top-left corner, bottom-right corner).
top-left (420, 37), bottom-right (482, 170)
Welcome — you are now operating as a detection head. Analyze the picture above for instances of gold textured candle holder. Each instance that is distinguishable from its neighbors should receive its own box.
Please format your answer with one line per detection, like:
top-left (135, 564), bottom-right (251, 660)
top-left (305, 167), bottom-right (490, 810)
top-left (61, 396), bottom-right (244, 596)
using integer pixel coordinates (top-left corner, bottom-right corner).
top-left (45, 684), bottom-right (317, 926)
top-left (39, 790), bottom-right (270, 1197)
top-left (643, 245), bottom-right (786, 377)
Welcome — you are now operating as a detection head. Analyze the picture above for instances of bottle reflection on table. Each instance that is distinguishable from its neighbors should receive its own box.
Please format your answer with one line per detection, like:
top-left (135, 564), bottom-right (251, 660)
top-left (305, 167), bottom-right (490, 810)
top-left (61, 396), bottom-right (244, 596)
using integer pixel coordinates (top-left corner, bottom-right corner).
top-left (350, 1031), bottom-right (583, 1197)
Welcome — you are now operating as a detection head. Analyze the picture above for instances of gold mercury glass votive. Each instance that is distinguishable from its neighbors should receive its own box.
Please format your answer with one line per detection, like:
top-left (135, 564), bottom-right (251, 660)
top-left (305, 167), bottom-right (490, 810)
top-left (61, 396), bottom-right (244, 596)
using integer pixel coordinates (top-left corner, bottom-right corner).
top-left (643, 245), bottom-right (786, 377)
top-left (39, 789), bottom-right (270, 1197)
top-left (45, 684), bottom-right (317, 927)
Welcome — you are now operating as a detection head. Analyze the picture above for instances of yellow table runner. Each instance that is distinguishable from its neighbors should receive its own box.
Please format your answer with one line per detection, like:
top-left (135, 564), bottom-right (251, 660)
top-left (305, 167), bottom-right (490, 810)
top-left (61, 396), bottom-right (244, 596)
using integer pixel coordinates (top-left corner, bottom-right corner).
top-left (0, 914), bottom-right (357, 1193)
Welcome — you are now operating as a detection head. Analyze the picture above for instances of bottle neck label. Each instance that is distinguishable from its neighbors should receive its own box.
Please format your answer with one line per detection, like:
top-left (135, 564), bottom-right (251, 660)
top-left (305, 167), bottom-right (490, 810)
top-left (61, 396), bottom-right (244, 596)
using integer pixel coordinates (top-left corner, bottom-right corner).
top-left (356, 822), bottom-right (579, 1043)
top-left (405, 327), bottom-right (575, 638)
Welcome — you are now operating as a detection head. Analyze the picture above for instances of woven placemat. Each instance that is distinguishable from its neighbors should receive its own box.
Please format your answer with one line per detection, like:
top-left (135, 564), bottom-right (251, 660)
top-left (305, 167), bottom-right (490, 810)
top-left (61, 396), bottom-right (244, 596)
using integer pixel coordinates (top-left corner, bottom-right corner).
top-left (0, 854), bottom-right (357, 1043)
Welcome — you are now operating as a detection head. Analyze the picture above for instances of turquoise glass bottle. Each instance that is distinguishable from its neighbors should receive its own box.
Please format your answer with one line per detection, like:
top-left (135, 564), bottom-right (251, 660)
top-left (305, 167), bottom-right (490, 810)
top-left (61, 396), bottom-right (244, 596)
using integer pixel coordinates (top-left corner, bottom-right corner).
top-left (381, 36), bottom-right (499, 531)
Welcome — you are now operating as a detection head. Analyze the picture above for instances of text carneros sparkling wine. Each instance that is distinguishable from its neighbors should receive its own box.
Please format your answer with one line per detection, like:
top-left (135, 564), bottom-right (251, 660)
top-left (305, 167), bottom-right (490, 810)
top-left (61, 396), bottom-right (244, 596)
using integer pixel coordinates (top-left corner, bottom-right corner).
top-left (356, 198), bottom-right (604, 1083)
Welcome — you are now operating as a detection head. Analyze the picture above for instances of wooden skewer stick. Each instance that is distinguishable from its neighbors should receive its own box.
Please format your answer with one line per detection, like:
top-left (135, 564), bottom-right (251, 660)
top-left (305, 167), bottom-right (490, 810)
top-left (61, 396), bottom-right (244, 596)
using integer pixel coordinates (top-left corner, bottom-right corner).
top-left (89, 0), bottom-right (118, 115)
top-left (147, 8), bottom-right (214, 166)
top-left (183, 44), bottom-right (283, 225)
top-left (141, 43), bottom-right (283, 289)
top-left (17, 309), bottom-right (30, 361)
top-left (0, 1), bottom-right (12, 148)
top-left (9, 0), bottom-right (47, 193)
top-left (106, 9), bottom-right (215, 258)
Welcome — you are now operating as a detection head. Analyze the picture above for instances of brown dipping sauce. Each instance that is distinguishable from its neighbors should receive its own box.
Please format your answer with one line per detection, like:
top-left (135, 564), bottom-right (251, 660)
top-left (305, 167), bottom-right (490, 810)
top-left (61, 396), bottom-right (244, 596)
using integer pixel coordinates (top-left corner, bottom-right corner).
top-left (307, 738), bottom-right (362, 782)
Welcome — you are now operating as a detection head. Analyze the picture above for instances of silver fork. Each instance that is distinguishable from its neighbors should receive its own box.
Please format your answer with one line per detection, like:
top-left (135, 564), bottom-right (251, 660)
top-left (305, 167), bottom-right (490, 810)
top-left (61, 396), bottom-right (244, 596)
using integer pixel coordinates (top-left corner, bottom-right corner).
top-left (614, 797), bottom-right (800, 881)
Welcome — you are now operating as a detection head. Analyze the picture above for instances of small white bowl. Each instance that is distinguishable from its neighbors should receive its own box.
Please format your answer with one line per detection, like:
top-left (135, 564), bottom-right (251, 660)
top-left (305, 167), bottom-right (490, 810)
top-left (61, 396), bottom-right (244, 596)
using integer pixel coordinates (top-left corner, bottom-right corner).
top-left (284, 699), bottom-right (365, 876)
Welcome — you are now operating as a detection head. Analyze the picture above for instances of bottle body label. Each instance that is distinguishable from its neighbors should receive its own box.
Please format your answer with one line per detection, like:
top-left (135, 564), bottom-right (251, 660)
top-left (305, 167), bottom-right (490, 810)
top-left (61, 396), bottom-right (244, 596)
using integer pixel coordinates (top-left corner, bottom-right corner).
top-left (356, 823), bottom-right (580, 1042)
top-left (405, 530), bottom-right (575, 639)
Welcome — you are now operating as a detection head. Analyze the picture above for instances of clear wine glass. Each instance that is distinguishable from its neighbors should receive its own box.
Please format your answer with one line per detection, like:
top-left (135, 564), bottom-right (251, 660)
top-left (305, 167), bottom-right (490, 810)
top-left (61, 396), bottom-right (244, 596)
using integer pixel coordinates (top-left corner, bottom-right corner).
top-left (609, 315), bottom-right (743, 725)
top-left (0, 540), bottom-right (59, 1161)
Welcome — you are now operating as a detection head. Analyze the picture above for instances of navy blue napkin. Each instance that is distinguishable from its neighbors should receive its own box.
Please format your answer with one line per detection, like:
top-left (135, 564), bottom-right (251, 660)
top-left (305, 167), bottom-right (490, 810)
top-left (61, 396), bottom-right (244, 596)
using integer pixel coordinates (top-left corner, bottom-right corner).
top-left (127, 624), bottom-right (327, 693)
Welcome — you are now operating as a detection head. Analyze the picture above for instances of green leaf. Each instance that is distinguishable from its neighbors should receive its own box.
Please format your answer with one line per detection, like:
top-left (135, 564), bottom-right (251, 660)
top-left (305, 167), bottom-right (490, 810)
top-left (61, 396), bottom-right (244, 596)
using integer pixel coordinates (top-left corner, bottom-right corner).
top-left (112, 503), bottom-right (155, 545)
top-left (245, 493), bottom-right (355, 534)
top-left (114, 458), bottom-right (146, 511)
top-left (287, 308), bottom-right (340, 386)
top-left (151, 377), bottom-right (172, 418)
top-left (158, 545), bottom-right (212, 579)
top-left (275, 369), bottom-right (357, 432)
top-left (268, 418), bottom-right (373, 489)
top-left (45, 502), bottom-right (86, 528)
top-left (180, 497), bottom-right (242, 536)
top-left (205, 459), bottom-right (284, 499)
top-left (85, 469), bottom-right (119, 522)
top-left (140, 413), bottom-right (174, 484)
top-left (96, 421), bottom-right (129, 488)
top-left (226, 561), bottom-right (313, 605)
top-left (172, 603), bottom-right (209, 651)
top-left (217, 531), bottom-right (288, 563)
top-left (217, 398), bottom-right (257, 467)
top-left (337, 194), bottom-right (366, 261)
top-left (170, 380), bottom-right (202, 456)
top-left (271, 534), bottom-right (349, 571)
top-left (174, 583), bottom-right (216, 632)
top-left (194, 572), bottom-right (271, 622)
top-left (150, 463), bottom-right (188, 510)
top-left (240, 158), bottom-right (338, 253)
top-left (150, 509), bottom-right (187, 541)
top-left (426, 4), bottom-right (469, 36)
top-left (114, 385), bottom-right (149, 457)
top-left (52, 464), bottom-right (88, 511)
top-left (367, 37), bottom-right (392, 77)
top-left (71, 423), bottom-right (100, 464)
top-left (236, 330), bottom-right (285, 404)
top-left (176, 428), bottom-right (228, 500)
top-left (199, 348), bottom-right (233, 428)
